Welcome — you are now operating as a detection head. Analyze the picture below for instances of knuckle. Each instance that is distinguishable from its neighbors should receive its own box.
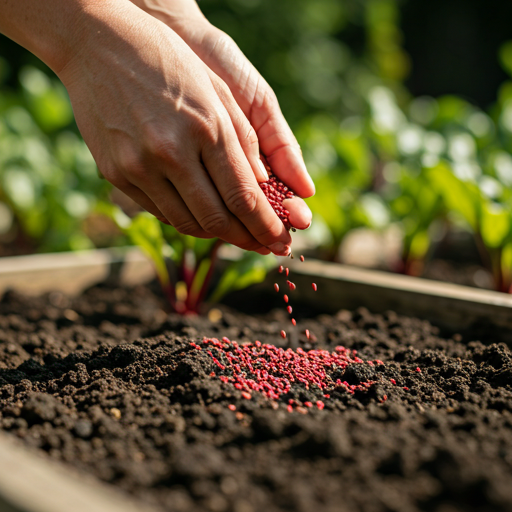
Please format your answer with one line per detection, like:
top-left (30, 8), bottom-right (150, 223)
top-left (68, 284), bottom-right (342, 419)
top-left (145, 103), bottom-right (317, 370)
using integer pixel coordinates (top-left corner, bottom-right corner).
top-left (173, 219), bottom-right (204, 237)
top-left (199, 211), bottom-right (231, 236)
top-left (142, 125), bottom-right (180, 165)
top-left (224, 185), bottom-right (258, 217)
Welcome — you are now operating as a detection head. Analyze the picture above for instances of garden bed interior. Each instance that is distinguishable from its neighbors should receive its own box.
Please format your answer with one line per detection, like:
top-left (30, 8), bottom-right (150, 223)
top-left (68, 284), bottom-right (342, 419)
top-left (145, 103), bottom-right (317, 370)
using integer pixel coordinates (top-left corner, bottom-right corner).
top-left (0, 249), bottom-right (512, 512)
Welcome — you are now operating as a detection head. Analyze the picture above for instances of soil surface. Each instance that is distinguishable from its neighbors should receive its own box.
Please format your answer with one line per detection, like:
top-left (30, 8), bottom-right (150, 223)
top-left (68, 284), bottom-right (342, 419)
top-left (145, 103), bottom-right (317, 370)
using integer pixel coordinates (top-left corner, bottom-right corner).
top-left (1, 284), bottom-right (512, 512)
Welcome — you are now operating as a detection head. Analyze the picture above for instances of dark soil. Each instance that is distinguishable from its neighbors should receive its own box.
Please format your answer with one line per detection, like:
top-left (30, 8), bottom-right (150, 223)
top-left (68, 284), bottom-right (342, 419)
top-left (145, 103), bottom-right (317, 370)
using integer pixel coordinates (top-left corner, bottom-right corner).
top-left (1, 284), bottom-right (512, 512)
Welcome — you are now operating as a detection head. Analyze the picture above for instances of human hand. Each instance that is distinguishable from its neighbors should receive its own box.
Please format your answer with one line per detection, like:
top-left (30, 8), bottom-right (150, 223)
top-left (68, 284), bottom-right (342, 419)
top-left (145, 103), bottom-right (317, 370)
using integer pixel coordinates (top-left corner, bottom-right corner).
top-left (58, 1), bottom-right (298, 255)
top-left (129, 0), bottom-right (315, 230)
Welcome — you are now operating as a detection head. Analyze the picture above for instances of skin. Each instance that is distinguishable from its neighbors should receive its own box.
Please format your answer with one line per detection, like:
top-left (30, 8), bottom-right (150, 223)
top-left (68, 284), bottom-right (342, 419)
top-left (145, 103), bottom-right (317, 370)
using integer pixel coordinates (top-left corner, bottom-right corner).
top-left (0, 0), bottom-right (314, 255)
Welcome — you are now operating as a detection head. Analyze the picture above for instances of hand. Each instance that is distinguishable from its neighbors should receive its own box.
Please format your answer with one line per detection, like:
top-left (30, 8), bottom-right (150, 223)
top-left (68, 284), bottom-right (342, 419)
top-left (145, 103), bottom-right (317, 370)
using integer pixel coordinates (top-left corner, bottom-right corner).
top-left (129, 0), bottom-right (314, 230)
top-left (58, 1), bottom-right (296, 255)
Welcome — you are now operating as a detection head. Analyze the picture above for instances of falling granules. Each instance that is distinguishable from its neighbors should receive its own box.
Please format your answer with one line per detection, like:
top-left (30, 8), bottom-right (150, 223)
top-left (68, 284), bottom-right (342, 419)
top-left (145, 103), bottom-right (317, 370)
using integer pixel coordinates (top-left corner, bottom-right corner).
top-left (198, 337), bottom-right (381, 410)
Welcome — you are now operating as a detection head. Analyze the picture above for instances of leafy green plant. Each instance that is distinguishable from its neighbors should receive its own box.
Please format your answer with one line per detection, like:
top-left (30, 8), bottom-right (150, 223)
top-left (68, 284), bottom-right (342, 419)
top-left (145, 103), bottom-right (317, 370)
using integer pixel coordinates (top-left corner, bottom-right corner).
top-left (109, 208), bottom-right (276, 313)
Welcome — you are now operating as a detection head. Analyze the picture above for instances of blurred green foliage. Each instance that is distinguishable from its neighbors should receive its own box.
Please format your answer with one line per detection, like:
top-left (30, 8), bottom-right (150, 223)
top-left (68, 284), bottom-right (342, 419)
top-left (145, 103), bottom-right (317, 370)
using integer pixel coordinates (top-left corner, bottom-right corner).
top-left (1, 0), bottom-right (512, 292)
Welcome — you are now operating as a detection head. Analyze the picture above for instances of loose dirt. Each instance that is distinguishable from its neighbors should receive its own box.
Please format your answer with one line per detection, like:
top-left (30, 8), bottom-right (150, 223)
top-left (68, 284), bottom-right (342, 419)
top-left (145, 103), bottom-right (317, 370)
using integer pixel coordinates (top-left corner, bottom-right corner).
top-left (1, 284), bottom-right (512, 512)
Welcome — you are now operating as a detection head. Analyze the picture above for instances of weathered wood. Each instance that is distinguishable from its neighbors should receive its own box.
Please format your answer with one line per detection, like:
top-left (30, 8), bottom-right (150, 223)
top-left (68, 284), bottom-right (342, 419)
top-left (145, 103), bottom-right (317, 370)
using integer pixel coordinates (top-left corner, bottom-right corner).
top-left (0, 433), bottom-right (158, 512)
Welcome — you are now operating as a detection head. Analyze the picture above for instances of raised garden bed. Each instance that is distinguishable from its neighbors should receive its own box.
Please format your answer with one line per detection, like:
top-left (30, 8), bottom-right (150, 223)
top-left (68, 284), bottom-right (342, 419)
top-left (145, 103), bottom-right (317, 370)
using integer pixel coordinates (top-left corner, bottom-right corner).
top-left (1, 249), bottom-right (512, 512)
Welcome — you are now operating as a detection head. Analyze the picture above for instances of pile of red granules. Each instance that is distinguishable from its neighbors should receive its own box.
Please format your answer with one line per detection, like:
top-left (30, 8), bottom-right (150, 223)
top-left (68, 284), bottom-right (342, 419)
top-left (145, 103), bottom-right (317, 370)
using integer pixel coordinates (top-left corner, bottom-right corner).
top-left (190, 337), bottom-right (382, 411)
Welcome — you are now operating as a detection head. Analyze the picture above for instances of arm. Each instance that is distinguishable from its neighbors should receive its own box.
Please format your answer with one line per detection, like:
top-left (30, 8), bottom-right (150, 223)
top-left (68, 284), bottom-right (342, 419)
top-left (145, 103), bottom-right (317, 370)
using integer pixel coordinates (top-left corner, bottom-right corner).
top-left (0, 0), bottom-right (298, 255)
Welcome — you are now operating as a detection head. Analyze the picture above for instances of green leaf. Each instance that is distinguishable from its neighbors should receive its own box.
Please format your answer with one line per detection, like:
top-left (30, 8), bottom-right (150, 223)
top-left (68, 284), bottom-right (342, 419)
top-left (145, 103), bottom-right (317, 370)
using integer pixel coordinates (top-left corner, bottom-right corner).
top-left (125, 212), bottom-right (170, 286)
top-left (427, 162), bottom-right (480, 230)
top-left (481, 203), bottom-right (510, 249)
top-left (209, 252), bottom-right (276, 304)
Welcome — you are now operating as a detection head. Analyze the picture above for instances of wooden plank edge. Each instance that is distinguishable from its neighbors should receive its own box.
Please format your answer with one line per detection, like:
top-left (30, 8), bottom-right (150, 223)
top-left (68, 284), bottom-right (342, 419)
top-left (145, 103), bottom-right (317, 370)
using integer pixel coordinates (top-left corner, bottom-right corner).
top-left (0, 432), bottom-right (159, 512)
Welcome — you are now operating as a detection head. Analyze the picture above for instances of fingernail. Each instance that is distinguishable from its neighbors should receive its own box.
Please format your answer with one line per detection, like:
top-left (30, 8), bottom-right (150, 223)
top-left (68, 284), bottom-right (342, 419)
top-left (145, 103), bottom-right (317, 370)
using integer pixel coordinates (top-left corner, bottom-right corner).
top-left (268, 242), bottom-right (291, 256)
top-left (256, 159), bottom-right (269, 182)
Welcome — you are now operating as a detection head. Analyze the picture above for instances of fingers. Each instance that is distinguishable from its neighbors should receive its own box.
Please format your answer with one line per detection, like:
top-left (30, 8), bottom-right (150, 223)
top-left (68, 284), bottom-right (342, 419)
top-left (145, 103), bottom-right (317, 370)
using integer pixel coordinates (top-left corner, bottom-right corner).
top-left (245, 87), bottom-right (315, 199)
top-left (200, 124), bottom-right (292, 256)
top-left (108, 176), bottom-right (167, 221)
top-left (283, 197), bottom-right (312, 230)
top-left (130, 154), bottom-right (273, 252)
top-left (207, 69), bottom-right (269, 184)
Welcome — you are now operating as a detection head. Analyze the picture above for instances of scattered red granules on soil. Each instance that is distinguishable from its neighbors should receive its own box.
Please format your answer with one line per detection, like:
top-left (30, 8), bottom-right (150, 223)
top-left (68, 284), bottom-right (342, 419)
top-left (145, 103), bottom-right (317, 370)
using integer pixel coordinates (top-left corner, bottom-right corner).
top-left (197, 337), bottom-right (379, 408)
top-left (259, 157), bottom-right (295, 230)
top-left (312, 283), bottom-right (318, 291)
top-left (274, 283), bottom-right (279, 292)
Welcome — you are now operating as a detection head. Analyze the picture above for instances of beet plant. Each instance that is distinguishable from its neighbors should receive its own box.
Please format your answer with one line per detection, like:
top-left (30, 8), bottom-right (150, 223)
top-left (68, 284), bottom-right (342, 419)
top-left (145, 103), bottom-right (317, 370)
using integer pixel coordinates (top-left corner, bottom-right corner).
top-left (107, 207), bottom-right (276, 314)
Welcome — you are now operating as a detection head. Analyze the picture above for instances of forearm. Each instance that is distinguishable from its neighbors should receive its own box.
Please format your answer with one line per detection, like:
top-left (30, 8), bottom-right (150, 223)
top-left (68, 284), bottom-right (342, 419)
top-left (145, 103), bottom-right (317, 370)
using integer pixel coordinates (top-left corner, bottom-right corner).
top-left (0, 0), bottom-right (135, 76)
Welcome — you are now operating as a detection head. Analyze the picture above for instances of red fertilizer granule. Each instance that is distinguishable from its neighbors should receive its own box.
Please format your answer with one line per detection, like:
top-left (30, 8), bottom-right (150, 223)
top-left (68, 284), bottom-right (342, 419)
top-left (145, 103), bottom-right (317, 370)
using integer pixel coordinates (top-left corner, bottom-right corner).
top-left (283, 295), bottom-right (289, 303)
top-left (274, 283), bottom-right (279, 292)
top-left (316, 401), bottom-right (325, 410)
top-left (415, 367), bottom-right (421, 373)
top-left (300, 255), bottom-right (305, 262)
top-left (199, 337), bottom-right (377, 408)
top-left (305, 329), bottom-right (310, 340)
top-left (285, 268), bottom-right (289, 277)
top-left (390, 379), bottom-right (397, 385)
top-left (381, 395), bottom-right (388, 402)
top-left (287, 280), bottom-right (296, 291)
top-left (259, 157), bottom-right (295, 230)
top-left (287, 305), bottom-right (293, 314)
top-left (304, 401), bottom-right (313, 408)
top-left (280, 330), bottom-right (287, 339)
top-left (291, 318), bottom-right (296, 326)
top-left (403, 386), bottom-right (409, 391)
top-left (278, 265), bottom-right (284, 273)
top-left (287, 404), bottom-right (293, 413)
top-left (228, 404), bottom-right (236, 411)
top-left (312, 283), bottom-right (318, 291)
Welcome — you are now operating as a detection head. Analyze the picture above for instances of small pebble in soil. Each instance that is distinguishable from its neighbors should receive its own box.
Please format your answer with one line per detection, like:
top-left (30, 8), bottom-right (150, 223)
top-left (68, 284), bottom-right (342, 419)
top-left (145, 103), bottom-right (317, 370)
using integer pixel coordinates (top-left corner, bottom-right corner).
top-left (312, 283), bottom-right (318, 291)
top-left (274, 283), bottom-right (279, 292)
